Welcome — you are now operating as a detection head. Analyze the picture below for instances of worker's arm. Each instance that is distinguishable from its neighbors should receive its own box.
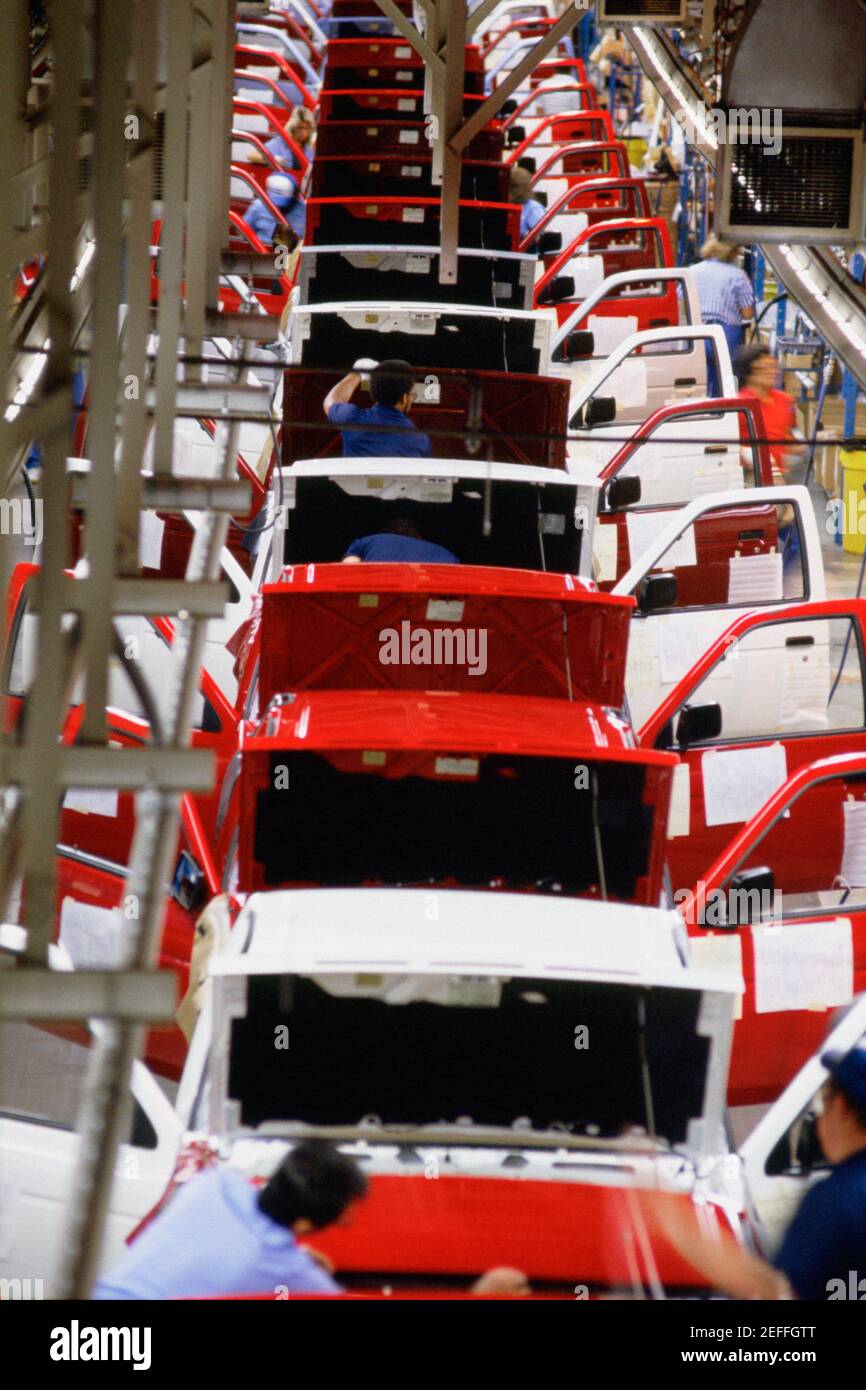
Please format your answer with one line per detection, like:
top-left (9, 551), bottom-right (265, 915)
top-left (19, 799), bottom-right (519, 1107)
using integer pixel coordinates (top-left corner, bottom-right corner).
top-left (323, 371), bottom-right (361, 416)
top-left (741, 304), bottom-right (755, 321)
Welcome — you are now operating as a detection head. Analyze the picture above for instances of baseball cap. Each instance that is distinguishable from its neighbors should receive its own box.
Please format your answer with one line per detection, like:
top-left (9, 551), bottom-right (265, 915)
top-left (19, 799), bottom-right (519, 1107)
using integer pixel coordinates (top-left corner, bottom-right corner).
top-left (822, 1038), bottom-right (866, 1112)
top-left (265, 173), bottom-right (295, 207)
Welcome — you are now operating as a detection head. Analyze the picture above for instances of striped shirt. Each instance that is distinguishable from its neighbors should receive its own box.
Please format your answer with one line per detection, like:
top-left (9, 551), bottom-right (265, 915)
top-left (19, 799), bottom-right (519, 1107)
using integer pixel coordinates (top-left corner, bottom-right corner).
top-left (689, 258), bottom-right (754, 326)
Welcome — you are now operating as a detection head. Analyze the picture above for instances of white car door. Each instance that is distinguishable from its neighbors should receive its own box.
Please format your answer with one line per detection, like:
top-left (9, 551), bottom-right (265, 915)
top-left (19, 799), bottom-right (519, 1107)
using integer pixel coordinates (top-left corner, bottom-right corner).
top-left (565, 325), bottom-right (735, 456)
top-left (0, 1021), bottom-right (182, 1296)
top-left (738, 994), bottom-right (866, 1255)
top-left (611, 486), bottom-right (825, 729)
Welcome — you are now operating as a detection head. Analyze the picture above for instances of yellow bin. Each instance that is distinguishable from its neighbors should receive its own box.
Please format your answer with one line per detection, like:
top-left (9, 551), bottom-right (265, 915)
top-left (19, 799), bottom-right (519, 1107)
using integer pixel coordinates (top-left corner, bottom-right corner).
top-left (624, 137), bottom-right (647, 171)
top-left (841, 450), bottom-right (866, 555)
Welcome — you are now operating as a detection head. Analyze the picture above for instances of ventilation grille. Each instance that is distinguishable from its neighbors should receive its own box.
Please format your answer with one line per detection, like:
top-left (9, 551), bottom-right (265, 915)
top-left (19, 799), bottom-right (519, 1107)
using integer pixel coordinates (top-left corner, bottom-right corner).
top-left (598, 0), bottom-right (689, 20)
top-left (728, 135), bottom-right (854, 231)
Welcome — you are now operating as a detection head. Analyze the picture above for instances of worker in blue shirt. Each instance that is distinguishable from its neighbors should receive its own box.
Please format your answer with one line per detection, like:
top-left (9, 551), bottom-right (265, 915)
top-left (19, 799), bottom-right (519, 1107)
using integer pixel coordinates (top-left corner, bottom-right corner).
top-left (651, 1035), bottom-right (866, 1300)
top-left (509, 166), bottom-right (546, 246)
top-left (242, 172), bottom-right (304, 245)
top-left (343, 516), bottom-right (459, 564)
top-left (772, 1040), bottom-right (866, 1299)
top-left (262, 106), bottom-right (314, 173)
top-left (324, 358), bottom-right (432, 458)
top-left (92, 1141), bottom-right (368, 1300)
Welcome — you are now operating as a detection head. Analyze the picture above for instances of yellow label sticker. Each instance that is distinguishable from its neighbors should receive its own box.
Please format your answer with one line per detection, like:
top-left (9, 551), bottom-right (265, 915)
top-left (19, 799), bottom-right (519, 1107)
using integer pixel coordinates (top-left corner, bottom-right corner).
top-left (362, 750), bottom-right (387, 766)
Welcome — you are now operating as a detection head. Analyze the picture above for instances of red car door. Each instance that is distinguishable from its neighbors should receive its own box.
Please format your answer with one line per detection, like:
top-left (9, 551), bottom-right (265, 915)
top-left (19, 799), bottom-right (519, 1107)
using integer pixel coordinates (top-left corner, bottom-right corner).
top-left (678, 751), bottom-right (866, 1104)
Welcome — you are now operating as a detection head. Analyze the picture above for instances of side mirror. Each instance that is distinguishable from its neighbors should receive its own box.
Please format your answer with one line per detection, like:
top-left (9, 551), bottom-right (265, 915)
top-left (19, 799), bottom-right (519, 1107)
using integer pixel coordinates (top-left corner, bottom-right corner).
top-left (517, 156), bottom-right (536, 174)
top-left (675, 701), bottom-right (722, 748)
top-left (552, 328), bottom-right (595, 364)
top-left (535, 229), bottom-right (561, 256)
top-left (537, 275), bottom-right (575, 306)
top-left (171, 849), bottom-right (208, 913)
top-left (506, 125), bottom-right (526, 147)
top-left (727, 866), bottom-right (775, 924)
top-left (637, 572), bottom-right (678, 614)
top-left (501, 99), bottom-right (518, 116)
top-left (605, 475), bottom-right (641, 512)
top-left (585, 396), bottom-right (616, 428)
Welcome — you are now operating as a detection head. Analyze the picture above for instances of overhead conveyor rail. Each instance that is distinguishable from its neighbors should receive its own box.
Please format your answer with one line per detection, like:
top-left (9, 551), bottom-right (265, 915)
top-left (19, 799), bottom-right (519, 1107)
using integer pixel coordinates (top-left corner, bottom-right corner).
top-left (625, 22), bottom-right (866, 396)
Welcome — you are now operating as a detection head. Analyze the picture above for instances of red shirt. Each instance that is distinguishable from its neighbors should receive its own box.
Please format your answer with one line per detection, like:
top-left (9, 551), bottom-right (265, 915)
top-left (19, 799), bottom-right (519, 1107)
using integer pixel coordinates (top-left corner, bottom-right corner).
top-left (740, 387), bottom-right (796, 480)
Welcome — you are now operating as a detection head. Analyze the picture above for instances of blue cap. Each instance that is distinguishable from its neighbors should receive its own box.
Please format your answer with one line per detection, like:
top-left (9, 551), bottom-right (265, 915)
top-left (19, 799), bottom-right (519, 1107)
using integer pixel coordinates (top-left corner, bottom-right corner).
top-left (821, 1039), bottom-right (866, 1113)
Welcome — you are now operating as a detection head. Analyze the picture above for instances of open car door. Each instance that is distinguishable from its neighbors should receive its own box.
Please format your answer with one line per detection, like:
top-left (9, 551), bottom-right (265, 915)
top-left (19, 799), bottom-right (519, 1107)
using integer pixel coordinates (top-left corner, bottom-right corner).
top-left (610, 486), bottom-right (825, 731)
top-left (589, 398), bottom-right (774, 589)
top-left (565, 325), bottom-right (736, 443)
top-left (738, 992), bottom-right (866, 1252)
top-left (676, 750), bottom-right (866, 1107)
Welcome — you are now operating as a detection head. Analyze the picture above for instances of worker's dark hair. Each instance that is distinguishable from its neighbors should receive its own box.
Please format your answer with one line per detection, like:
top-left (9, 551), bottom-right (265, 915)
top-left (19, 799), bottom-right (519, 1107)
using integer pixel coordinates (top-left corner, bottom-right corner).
top-left (257, 1140), bottom-right (368, 1230)
top-left (734, 341), bottom-right (775, 387)
top-left (384, 515), bottom-right (422, 539)
top-left (825, 1077), bottom-right (866, 1131)
top-left (371, 359), bottom-right (414, 408)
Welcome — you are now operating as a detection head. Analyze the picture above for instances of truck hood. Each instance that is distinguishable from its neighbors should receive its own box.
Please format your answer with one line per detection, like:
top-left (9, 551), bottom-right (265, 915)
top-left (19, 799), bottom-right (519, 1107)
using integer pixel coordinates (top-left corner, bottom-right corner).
top-left (257, 567), bottom-right (633, 706)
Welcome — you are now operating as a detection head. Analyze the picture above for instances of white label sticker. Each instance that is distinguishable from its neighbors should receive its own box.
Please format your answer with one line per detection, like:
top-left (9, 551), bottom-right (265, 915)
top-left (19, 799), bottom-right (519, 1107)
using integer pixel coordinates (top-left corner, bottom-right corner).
top-left (63, 788), bottom-right (119, 818)
top-left (434, 757), bottom-right (479, 777)
top-left (626, 510), bottom-right (697, 571)
top-left (401, 165), bottom-right (422, 177)
top-left (592, 521), bottom-right (618, 583)
top-left (492, 280), bottom-right (512, 298)
top-left (418, 478), bottom-right (453, 501)
top-left (701, 742), bottom-right (788, 827)
top-left (399, 129), bottom-right (420, 144)
top-left (397, 97), bottom-right (416, 112)
top-left (402, 207), bottom-right (425, 223)
top-left (752, 919), bottom-right (853, 1014)
top-left (426, 599), bottom-right (465, 621)
top-left (395, 45), bottom-right (412, 57)
top-left (396, 70), bottom-right (413, 81)
top-left (666, 763), bottom-right (691, 840)
top-left (689, 933), bottom-right (743, 1018)
top-left (405, 253), bottom-right (431, 274)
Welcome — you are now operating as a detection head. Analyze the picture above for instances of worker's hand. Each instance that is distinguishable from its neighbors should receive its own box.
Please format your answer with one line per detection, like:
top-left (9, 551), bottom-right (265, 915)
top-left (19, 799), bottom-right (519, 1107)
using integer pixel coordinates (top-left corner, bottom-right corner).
top-left (299, 1245), bottom-right (336, 1276)
top-left (470, 1267), bottom-right (530, 1296)
top-left (353, 357), bottom-right (378, 388)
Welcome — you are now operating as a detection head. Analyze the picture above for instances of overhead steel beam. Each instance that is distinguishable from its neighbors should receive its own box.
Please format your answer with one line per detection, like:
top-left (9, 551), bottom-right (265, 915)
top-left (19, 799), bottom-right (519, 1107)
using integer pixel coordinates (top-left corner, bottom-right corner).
top-left (626, 22), bottom-right (866, 393)
top-left (372, 0), bottom-right (443, 71)
top-left (451, 3), bottom-right (581, 152)
top-left (0, 967), bottom-right (177, 1022)
top-left (439, 0), bottom-right (468, 283)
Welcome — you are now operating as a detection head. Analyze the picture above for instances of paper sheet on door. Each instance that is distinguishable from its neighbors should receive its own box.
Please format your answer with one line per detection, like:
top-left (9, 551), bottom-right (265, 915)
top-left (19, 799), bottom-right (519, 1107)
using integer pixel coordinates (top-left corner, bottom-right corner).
top-left (702, 742), bottom-right (788, 826)
top-left (779, 645), bottom-right (830, 730)
top-left (568, 255), bottom-right (605, 298)
top-left (139, 510), bottom-right (165, 569)
top-left (688, 933), bottom-right (743, 1019)
top-left (692, 459), bottom-right (744, 498)
top-left (626, 510), bottom-right (697, 571)
top-left (606, 357), bottom-right (647, 411)
top-left (626, 622), bottom-right (656, 690)
top-left (840, 799), bottom-right (866, 888)
top-left (752, 918), bottom-right (853, 1013)
top-left (666, 763), bottom-right (691, 839)
top-left (727, 550), bottom-right (783, 605)
top-left (592, 522), bottom-right (618, 583)
top-left (587, 314), bottom-right (638, 357)
top-left (63, 788), bottom-right (119, 817)
top-left (59, 897), bottom-right (126, 970)
top-left (657, 616), bottom-right (733, 686)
